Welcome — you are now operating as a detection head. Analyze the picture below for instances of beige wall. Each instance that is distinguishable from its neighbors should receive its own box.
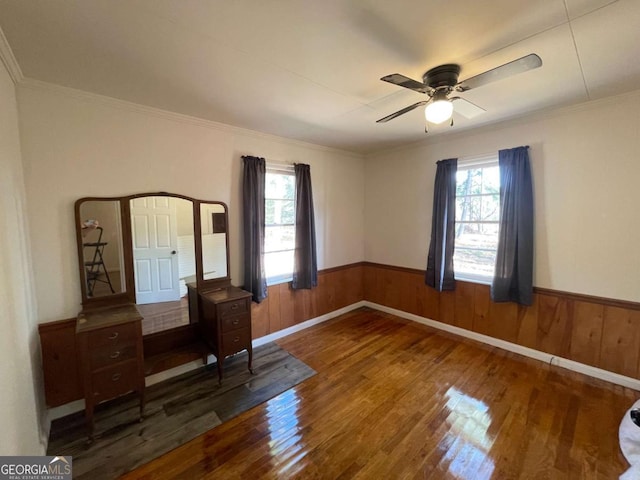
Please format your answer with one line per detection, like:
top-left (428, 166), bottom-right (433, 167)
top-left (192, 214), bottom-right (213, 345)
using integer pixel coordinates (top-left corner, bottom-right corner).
top-left (17, 83), bottom-right (366, 323)
top-left (365, 90), bottom-right (640, 303)
top-left (0, 61), bottom-right (45, 453)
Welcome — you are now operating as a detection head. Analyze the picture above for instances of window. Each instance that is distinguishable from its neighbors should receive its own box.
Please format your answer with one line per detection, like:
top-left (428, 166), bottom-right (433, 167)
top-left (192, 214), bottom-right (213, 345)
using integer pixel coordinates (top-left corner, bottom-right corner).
top-left (264, 167), bottom-right (295, 283)
top-left (454, 156), bottom-right (500, 283)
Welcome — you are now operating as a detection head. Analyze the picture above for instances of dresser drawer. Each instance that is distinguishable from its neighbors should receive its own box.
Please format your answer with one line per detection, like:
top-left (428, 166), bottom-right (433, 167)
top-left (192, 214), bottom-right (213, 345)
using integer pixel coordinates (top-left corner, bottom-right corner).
top-left (90, 343), bottom-right (137, 370)
top-left (218, 299), bottom-right (248, 319)
top-left (91, 360), bottom-right (140, 403)
top-left (220, 313), bottom-right (250, 333)
top-left (221, 327), bottom-right (251, 357)
top-left (88, 322), bottom-right (137, 349)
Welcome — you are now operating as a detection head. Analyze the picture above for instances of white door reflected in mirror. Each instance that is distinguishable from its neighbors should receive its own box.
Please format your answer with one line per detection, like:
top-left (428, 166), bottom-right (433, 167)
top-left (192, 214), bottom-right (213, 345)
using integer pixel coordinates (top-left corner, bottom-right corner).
top-left (131, 196), bottom-right (182, 304)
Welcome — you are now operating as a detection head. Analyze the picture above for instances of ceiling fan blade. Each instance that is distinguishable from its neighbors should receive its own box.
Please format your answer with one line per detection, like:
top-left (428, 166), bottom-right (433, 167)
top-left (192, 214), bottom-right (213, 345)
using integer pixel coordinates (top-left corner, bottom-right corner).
top-left (376, 101), bottom-right (429, 123)
top-left (450, 97), bottom-right (486, 119)
top-left (380, 74), bottom-right (433, 94)
top-left (457, 53), bottom-right (542, 91)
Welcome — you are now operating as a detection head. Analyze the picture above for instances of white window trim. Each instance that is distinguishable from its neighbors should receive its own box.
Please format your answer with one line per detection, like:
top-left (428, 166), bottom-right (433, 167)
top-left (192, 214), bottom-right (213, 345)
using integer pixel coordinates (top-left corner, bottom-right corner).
top-left (454, 154), bottom-right (499, 285)
top-left (265, 164), bottom-right (296, 285)
top-left (457, 153), bottom-right (498, 170)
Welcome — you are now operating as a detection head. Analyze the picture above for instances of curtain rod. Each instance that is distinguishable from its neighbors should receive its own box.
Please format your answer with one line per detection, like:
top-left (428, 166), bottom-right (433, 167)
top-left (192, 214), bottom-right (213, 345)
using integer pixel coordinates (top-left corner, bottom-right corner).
top-left (243, 155), bottom-right (308, 170)
top-left (241, 155), bottom-right (292, 165)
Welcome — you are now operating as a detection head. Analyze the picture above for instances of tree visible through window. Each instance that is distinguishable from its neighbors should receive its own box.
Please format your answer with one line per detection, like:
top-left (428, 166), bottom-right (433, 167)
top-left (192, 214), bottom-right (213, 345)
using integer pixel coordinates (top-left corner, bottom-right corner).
top-left (264, 169), bottom-right (295, 283)
top-left (454, 159), bottom-right (500, 282)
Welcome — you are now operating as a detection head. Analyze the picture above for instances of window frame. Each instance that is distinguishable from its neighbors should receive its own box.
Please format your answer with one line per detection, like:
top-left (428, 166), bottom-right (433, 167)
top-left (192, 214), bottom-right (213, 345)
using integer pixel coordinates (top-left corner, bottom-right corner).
top-left (453, 154), bottom-right (500, 285)
top-left (264, 164), bottom-right (296, 285)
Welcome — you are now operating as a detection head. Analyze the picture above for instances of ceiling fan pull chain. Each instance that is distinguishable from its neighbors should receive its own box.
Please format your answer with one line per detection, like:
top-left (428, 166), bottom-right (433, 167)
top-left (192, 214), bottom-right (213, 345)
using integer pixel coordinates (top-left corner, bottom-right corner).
top-left (450, 117), bottom-right (454, 127)
top-left (424, 123), bottom-right (429, 134)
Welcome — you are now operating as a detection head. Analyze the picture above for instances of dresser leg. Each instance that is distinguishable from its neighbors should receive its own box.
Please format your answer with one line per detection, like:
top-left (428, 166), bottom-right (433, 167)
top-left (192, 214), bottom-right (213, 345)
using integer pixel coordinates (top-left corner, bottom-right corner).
top-left (138, 389), bottom-right (145, 422)
top-left (85, 401), bottom-right (95, 444)
top-left (217, 356), bottom-right (224, 384)
top-left (247, 346), bottom-right (254, 374)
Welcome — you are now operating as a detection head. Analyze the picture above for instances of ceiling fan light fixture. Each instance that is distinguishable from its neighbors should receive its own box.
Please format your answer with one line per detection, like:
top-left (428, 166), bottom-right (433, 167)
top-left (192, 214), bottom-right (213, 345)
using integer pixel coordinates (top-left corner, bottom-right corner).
top-left (425, 96), bottom-right (453, 124)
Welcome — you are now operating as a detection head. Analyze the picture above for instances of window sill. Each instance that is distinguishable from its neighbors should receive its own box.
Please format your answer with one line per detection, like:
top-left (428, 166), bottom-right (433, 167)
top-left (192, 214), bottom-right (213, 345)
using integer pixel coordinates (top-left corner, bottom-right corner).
top-left (454, 275), bottom-right (493, 286)
top-left (266, 276), bottom-right (293, 287)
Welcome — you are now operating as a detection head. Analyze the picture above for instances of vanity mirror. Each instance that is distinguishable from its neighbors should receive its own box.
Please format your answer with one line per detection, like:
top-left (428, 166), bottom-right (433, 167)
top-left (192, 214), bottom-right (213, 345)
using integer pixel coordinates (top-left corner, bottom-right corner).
top-left (200, 203), bottom-right (229, 281)
top-left (75, 193), bottom-right (231, 335)
top-left (78, 199), bottom-right (126, 299)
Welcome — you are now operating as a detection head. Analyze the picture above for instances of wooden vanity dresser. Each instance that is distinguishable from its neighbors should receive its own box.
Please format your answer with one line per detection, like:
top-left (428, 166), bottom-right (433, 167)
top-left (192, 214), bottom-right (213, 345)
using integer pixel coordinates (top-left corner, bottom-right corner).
top-left (76, 304), bottom-right (145, 441)
top-left (37, 193), bottom-right (251, 439)
top-left (188, 285), bottom-right (253, 382)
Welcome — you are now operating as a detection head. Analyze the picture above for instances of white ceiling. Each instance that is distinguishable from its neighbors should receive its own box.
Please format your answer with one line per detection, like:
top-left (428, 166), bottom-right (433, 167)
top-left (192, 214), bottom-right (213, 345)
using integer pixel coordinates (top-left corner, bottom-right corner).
top-left (0, 0), bottom-right (638, 153)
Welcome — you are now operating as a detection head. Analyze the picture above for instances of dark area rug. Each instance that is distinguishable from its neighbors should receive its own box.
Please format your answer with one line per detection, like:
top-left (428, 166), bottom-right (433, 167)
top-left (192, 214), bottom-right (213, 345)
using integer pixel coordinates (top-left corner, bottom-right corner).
top-left (47, 342), bottom-right (316, 479)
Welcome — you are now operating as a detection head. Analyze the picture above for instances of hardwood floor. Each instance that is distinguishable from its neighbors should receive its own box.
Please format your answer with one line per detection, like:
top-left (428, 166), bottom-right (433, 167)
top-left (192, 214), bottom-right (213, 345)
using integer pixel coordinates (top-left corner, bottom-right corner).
top-left (123, 308), bottom-right (636, 479)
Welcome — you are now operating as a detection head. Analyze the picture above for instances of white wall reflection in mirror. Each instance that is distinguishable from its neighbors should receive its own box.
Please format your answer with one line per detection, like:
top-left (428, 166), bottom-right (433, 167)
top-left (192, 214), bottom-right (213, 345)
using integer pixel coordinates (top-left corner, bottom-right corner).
top-left (200, 203), bottom-right (228, 280)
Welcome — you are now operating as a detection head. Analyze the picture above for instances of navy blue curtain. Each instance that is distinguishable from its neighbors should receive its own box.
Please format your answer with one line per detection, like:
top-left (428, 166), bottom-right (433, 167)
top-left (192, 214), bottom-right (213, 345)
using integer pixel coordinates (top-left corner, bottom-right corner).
top-left (242, 156), bottom-right (268, 303)
top-left (491, 146), bottom-right (534, 305)
top-left (425, 158), bottom-right (457, 291)
top-left (292, 163), bottom-right (318, 289)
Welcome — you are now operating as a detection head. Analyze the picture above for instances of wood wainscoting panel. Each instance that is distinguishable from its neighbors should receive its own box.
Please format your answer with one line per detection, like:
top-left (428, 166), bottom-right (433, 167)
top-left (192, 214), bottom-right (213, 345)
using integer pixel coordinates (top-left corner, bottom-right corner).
top-left (266, 285), bottom-right (282, 333)
top-left (315, 271), bottom-right (337, 316)
top-left (489, 299), bottom-right (520, 344)
top-left (363, 262), bottom-right (640, 380)
top-left (418, 276), bottom-right (440, 320)
top-left (278, 283), bottom-right (297, 330)
top-left (600, 306), bottom-right (640, 378)
top-left (250, 263), bottom-right (364, 340)
top-left (536, 293), bottom-right (574, 358)
top-left (250, 297), bottom-right (270, 339)
top-left (293, 287), bottom-right (313, 325)
top-left (453, 281), bottom-right (474, 331)
top-left (569, 301), bottom-right (604, 368)
top-left (472, 283), bottom-right (492, 336)
top-left (516, 297), bottom-right (539, 350)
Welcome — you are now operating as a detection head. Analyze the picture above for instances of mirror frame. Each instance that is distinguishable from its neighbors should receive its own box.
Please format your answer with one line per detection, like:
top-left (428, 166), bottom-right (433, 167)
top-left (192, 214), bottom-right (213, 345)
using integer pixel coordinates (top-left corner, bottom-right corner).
top-left (75, 192), bottom-right (231, 310)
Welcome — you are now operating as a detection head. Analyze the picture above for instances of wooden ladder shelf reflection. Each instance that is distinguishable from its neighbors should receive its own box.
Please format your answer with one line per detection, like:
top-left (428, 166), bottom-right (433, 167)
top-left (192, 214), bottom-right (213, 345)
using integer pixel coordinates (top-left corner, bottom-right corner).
top-left (83, 226), bottom-right (115, 297)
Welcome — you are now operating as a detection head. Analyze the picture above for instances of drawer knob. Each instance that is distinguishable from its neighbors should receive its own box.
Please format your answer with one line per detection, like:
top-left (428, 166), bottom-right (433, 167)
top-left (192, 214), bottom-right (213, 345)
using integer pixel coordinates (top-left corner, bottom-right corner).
top-left (112, 373), bottom-right (122, 381)
top-left (108, 332), bottom-right (119, 340)
top-left (231, 303), bottom-right (239, 310)
top-left (110, 351), bottom-right (121, 359)
top-left (234, 336), bottom-right (240, 343)
top-left (232, 319), bottom-right (239, 325)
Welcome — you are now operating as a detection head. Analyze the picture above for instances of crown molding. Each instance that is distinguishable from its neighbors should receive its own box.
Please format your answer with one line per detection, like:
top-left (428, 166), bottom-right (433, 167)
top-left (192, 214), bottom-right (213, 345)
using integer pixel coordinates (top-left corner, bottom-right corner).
top-left (0, 26), bottom-right (23, 84)
top-left (367, 87), bottom-right (640, 158)
top-left (17, 78), bottom-right (364, 159)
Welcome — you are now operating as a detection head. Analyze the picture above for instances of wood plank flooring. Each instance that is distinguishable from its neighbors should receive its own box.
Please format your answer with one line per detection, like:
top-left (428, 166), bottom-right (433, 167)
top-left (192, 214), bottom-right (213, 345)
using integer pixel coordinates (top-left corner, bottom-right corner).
top-left (123, 307), bottom-right (636, 479)
top-left (47, 343), bottom-right (315, 479)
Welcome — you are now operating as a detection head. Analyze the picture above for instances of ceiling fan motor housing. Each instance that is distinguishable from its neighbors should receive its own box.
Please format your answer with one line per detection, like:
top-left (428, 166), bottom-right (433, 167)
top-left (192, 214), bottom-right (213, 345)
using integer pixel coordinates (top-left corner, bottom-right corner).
top-left (423, 64), bottom-right (461, 89)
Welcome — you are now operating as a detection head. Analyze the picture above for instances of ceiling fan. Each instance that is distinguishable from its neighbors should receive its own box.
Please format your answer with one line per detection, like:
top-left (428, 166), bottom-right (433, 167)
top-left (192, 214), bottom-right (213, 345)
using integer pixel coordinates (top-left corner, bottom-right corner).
top-left (376, 53), bottom-right (542, 126)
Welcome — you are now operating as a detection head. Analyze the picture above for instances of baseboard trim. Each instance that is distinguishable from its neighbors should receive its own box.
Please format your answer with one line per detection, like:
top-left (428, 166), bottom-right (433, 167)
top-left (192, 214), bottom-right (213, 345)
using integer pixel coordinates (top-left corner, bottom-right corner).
top-left (365, 301), bottom-right (640, 391)
top-left (253, 301), bottom-right (367, 348)
top-left (47, 301), bottom-right (366, 422)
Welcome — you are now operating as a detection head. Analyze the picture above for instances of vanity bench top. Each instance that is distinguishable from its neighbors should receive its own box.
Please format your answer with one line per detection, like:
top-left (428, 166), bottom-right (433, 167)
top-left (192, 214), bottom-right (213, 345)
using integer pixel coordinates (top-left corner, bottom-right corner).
top-left (76, 304), bottom-right (143, 333)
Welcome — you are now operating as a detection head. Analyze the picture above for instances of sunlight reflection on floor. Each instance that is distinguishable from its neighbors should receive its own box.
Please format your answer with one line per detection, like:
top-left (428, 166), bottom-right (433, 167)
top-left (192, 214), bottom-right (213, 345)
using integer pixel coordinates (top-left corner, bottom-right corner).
top-left (441, 387), bottom-right (496, 479)
top-left (266, 388), bottom-right (308, 477)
